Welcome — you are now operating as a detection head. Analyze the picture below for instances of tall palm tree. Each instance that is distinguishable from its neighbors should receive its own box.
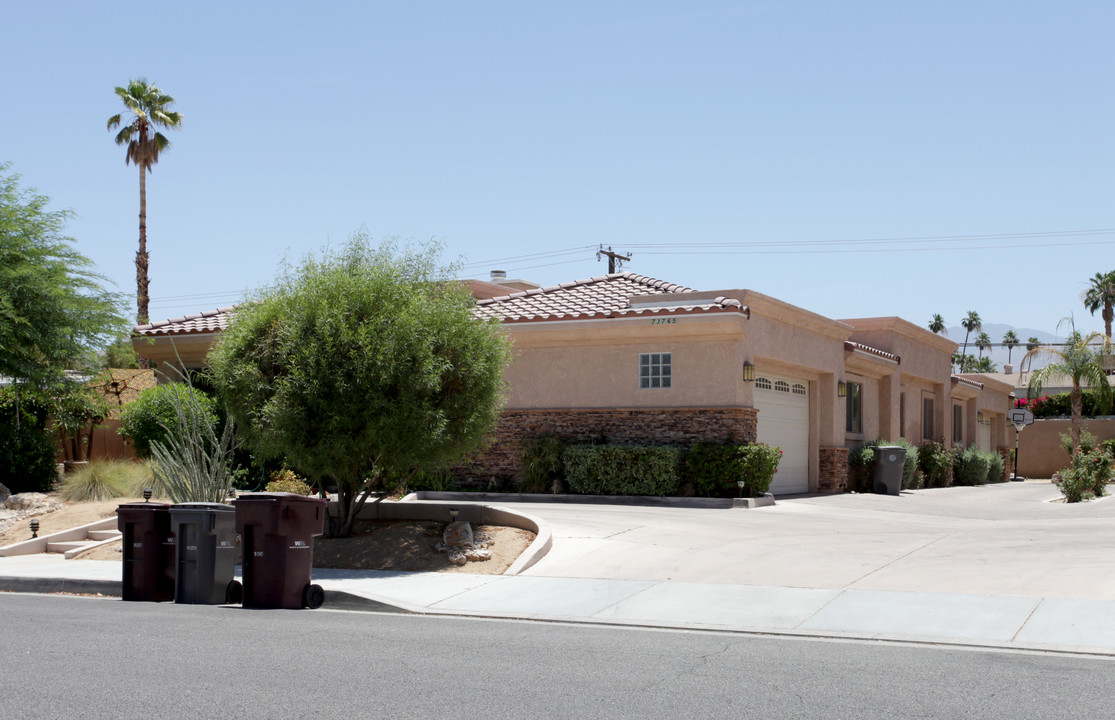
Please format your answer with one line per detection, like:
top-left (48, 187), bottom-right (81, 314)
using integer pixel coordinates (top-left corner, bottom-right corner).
top-left (107, 79), bottom-right (182, 329)
top-left (1082, 270), bottom-right (1115, 340)
top-left (1002, 330), bottom-right (1019, 366)
top-left (1023, 317), bottom-right (1113, 451)
top-left (960, 311), bottom-right (982, 370)
top-left (1024, 336), bottom-right (1041, 373)
top-left (975, 331), bottom-right (991, 358)
top-left (928, 314), bottom-right (946, 334)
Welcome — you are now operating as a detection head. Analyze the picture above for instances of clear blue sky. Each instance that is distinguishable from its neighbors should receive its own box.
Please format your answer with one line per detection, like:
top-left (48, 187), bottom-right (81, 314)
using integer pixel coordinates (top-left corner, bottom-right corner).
top-left (4, 1), bottom-right (1113, 340)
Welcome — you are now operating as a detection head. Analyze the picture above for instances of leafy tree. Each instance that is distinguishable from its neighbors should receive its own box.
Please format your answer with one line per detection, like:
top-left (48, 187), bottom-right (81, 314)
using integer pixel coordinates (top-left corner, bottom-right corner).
top-left (119, 382), bottom-right (219, 457)
top-left (107, 79), bottom-right (182, 329)
top-left (1082, 270), bottom-right (1115, 340)
top-left (103, 334), bottom-right (140, 369)
top-left (928, 314), bottom-right (946, 334)
top-left (1024, 317), bottom-right (1113, 451)
top-left (960, 311), bottom-right (982, 370)
top-left (0, 386), bottom-right (58, 493)
top-left (1002, 330), bottom-right (1019, 366)
top-left (0, 165), bottom-right (126, 386)
top-left (975, 331), bottom-right (991, 358)
top-left (209, 234), bottom-right (512, 536)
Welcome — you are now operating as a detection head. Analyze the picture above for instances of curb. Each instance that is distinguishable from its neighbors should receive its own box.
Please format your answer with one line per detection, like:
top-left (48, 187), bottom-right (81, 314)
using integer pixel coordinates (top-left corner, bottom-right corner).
top-left (0, 577), bottom-right (121, 597)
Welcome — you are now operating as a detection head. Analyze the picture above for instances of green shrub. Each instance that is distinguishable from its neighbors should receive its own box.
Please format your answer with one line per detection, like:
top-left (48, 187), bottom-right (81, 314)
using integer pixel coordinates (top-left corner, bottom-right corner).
top-left (264, 467), bottom-right (313, 495)
top-left (847, 445), bottom-right (875, 493)
top-left (986, 451), bottom-right (1006, 484)
top-left (564, 445), bottom-right (682, 496)
top-left (953, 445), bottom-right (992, 486)
top-left (684, 440), bottom-right (744, 497)
top-left (737, 442), bottom-right (782, 497)
top-left (1060, 429), bottom-right (1099, 456)
top-left (1058, 449), bottom-right (1112, 502)
top-left (0, 388), bottom-right (57, 494)
top-left (521, 435), bottom-right (565, 493)
top-left (119, 383), bottom-right (219, 458)
top-left (1103, 439), bottom-right (1115, 458)
top-left (407, 468), bottom-right (456, 493)
top-left (918, 441), bottom-right (955, 488)
top-left (60, 460), bottom-right (153, 501)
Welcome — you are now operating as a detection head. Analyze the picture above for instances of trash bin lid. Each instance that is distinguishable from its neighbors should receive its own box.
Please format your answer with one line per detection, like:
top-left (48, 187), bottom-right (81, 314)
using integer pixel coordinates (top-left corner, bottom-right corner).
top-left (169, 502), bottom-right (235, 513)
top-left (233, 492), bottom-right (325, 504)
top-left (117, 501), bottom-right (172, 510)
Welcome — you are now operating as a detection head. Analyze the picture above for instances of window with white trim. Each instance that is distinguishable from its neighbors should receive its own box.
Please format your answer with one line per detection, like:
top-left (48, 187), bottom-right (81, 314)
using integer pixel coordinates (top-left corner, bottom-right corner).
top-left (639, 352), bottom-right (672, 389)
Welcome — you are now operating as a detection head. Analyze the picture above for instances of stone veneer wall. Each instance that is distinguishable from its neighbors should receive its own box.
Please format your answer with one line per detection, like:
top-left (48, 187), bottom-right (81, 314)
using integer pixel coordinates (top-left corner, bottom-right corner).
top-left (457, 407), bottom-right (759, 482)
top-left (818, 447), bottom-right (848, 494)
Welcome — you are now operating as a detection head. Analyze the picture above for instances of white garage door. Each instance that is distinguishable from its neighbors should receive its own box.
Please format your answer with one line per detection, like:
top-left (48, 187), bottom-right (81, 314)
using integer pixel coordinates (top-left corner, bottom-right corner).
top-left (755, 375), bottom-right (810, 495)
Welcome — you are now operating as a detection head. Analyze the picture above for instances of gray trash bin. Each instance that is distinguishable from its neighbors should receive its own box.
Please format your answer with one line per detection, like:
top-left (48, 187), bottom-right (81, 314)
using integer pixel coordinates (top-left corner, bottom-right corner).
top-left (872, 446), bottom-right (907, 495)
top-left (169, 503), bottom-right (242, 605)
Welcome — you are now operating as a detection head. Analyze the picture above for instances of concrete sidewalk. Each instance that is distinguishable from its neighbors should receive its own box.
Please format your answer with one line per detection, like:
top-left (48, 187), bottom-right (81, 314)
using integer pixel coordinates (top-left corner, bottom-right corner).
top-left (2, 482), bottom-right (1114, 656)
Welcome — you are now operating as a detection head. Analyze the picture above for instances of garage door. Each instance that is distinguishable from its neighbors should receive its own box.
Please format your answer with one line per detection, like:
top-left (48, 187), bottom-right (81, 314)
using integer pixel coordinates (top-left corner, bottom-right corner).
top-left (755, 375), bottom-right (810, 495)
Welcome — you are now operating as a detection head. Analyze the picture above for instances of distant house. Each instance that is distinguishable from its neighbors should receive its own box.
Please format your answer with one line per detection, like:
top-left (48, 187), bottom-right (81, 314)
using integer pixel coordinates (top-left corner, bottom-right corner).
top-left (133, 271), bottom-right (1014, 493)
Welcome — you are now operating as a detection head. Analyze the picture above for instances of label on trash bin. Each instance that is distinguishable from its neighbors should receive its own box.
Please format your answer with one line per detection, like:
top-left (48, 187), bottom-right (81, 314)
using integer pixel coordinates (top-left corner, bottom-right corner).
top-left (253, 551), bottom-right (264, 557)
top-left (888, 454), bottom-right (897, 462)
top-left (133, 542), bottom-right (142, 548)
top-left (290, 540), bottom-right (308, 550)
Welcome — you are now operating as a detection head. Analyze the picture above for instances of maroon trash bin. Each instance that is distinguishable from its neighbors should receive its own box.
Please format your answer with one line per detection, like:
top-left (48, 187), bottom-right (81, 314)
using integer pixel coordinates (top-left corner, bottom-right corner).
top-left (116, 502), bottom-right (175, 602)
top-left (234, 493), bottom-right (327, 609)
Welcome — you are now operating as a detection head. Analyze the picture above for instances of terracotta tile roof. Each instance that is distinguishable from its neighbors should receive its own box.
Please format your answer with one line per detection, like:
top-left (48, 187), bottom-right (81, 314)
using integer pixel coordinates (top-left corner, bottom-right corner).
top-left (473, 272), bottom-right (745, 323)
top-left (952, 376), bottom-right (985, 390)
top-left (135, 273), bottom-right (748, 336)
top-left (134, 307), bottom-right (236, 336)
top-left (844, 341), bottom-right (900, 363)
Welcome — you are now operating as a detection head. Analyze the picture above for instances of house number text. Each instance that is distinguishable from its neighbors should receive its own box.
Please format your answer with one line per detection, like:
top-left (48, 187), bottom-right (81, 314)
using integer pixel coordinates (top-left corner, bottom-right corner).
top-left (651, 318), bottom-right (677, 325)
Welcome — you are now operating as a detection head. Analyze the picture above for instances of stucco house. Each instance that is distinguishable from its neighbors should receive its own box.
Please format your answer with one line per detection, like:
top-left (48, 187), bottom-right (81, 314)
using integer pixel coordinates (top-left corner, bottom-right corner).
top-left (132, 271), bottom-right (1014, 494)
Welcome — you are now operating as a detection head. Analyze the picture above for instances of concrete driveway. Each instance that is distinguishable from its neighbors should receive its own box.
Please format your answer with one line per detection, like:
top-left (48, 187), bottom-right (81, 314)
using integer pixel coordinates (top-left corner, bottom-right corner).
top-left (520, 482), bottom-right (1115, 601)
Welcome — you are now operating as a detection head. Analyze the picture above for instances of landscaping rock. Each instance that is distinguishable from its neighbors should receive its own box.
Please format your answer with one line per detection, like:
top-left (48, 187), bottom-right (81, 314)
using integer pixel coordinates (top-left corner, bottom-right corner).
top-left (0, 483), bottom-right (9, 504)
top-left (443, 520), bottom-right (473, 547)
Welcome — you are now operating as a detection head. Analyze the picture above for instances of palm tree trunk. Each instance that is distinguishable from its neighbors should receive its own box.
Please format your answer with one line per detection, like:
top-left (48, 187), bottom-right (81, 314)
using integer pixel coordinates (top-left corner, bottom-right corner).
top-left (136, 166), bottom-right (150, 369)
top-left (1104, 301), bottom-right (1112, 340)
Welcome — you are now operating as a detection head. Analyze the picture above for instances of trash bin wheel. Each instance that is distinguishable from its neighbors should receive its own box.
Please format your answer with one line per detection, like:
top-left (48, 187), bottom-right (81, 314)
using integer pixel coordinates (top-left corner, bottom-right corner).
top-left (302, 584), bottom-right (325, 609)
top-left (225, 580), bottom-right (243, 605)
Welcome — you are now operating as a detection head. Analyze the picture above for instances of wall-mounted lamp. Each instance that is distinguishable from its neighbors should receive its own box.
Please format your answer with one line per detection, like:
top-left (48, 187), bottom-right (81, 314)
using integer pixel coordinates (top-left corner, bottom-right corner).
top-left (30, 518), bottom-right (39, 539)
top-left (743, 362), bottom-right (755, 382)
top-left (977, 411), bottom-right (984, 423)
top-left (837, 381), bottom-right (847, 398)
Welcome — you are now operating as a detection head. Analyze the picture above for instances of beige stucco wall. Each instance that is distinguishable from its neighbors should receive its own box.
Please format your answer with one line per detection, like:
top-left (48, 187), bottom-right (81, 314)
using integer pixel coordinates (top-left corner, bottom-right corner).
top-left (1015, 417), bottom-right (1115, 478)
top-left (502, 313), bottom-right (750, 409)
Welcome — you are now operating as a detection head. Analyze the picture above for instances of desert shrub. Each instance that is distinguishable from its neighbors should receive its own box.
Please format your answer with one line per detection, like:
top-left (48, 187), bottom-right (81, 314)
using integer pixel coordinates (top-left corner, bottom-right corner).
top-left (986, 451), bottom-right (1006, 484)
top-left (684, 440), bottom-right (743, 497)
top-left (1060, 429), bottom-right (1099, 456)
top-left (148, 369), bottom-right (239, 503)
top-left (119, 383), bottom-right (219, 458)
top-left (1103, 439), bottom-right (1115, 458)
top-left (406, 468), bottom-right (456, 493)
top-left (953, 445), bottom-right (992, 486)
top-left (60, 460), bottom-right (153, 501)
top-left (1058, 449), bottom-right (1112, 502)
top-left (0, 387), bottom-right (57, 494)
top-left (264, 467), bottom-right (313, 495)
top-left (563, 445), bottom-right (682, 496)
top-left (846, 445), bottom-right (875, 493)
top-left (891, 439), bottom-right (921, 489)
top-left (737, 442), bottom-right (782, 497)
top-left (918, 441), bottom-right (955, 488)
top-left (521, 435), bottom-right (565, 493)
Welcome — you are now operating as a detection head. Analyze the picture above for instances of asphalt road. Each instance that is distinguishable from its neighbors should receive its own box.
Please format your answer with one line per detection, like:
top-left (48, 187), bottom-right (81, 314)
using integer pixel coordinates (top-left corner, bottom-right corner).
top-left (2, 594), bottom-right (1112, 719)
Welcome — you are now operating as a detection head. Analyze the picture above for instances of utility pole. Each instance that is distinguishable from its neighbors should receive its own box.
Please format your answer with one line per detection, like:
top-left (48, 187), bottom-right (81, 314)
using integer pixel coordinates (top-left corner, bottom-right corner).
top-left (597, 245), bottom-right (631, 274)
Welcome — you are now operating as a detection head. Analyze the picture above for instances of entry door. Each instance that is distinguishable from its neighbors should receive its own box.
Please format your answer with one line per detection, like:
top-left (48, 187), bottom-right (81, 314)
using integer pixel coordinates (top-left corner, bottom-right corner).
top-left (754, 376), bottom-right (810, 494)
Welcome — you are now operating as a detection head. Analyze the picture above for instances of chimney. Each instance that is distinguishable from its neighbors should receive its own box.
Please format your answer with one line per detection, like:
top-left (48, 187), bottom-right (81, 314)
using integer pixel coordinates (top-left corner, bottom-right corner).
top-left (1004, 363), bottom-right (1014, 374)
top-left (490, 270), bottom-right (507, 281)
